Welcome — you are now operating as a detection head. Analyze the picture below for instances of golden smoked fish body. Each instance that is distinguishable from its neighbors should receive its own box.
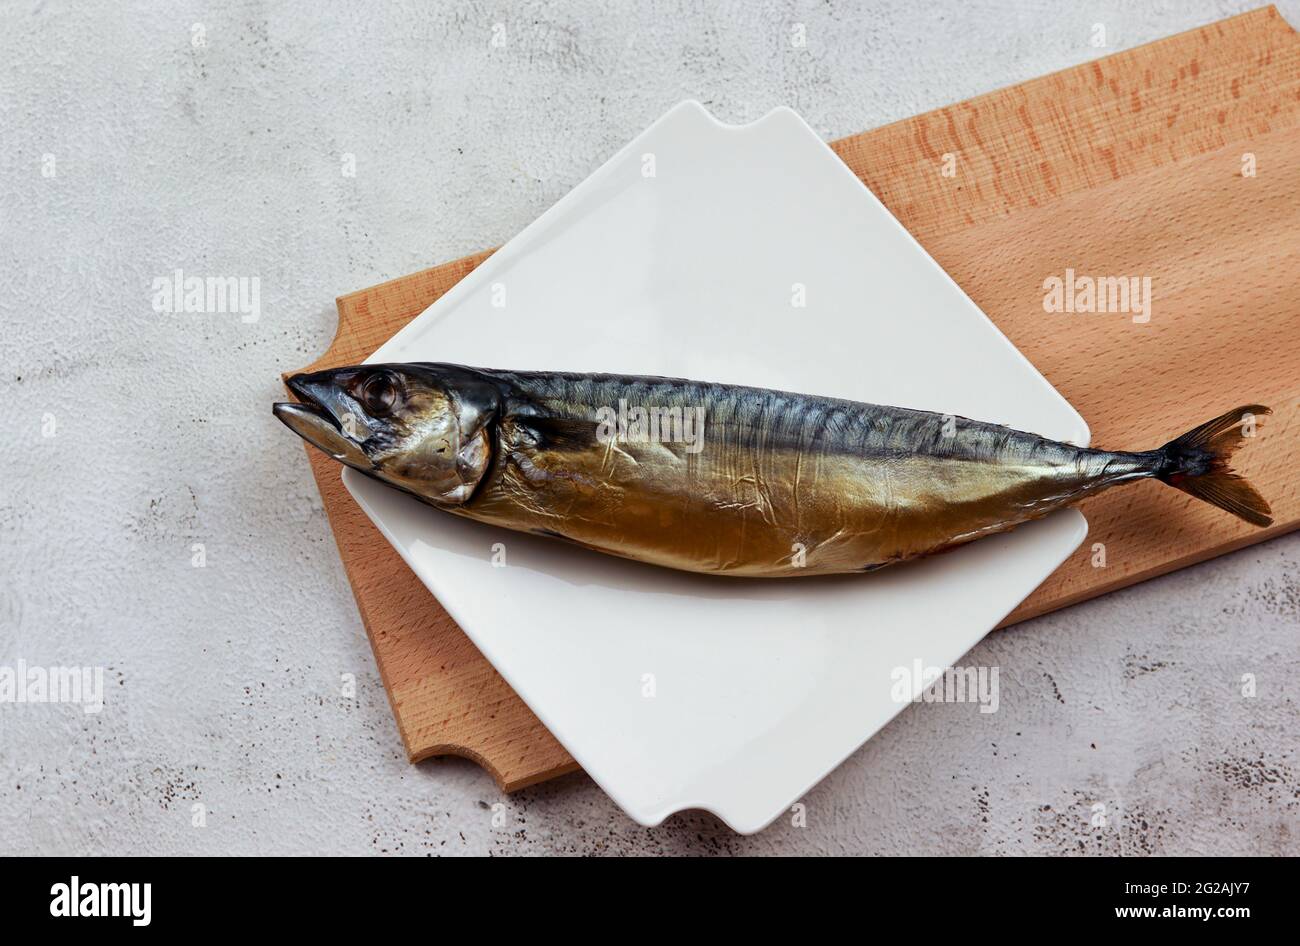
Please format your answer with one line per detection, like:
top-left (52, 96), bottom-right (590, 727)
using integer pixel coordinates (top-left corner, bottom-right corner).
top-left (275, 364), bottom-right (1271, 577)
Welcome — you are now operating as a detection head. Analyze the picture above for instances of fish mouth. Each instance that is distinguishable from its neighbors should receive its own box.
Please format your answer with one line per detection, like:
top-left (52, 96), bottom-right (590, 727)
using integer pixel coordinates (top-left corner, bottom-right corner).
top-left (273, 374), bottom-right (372, 468)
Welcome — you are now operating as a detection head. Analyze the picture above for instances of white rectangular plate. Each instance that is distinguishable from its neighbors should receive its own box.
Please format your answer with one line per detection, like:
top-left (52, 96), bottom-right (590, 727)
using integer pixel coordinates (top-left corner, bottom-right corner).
top-left (345, 101), bottom-right (1089, 833)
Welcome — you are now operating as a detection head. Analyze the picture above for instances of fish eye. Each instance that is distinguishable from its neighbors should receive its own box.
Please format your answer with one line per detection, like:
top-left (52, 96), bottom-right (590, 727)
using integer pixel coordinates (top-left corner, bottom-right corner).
top-left (358, 371), bottom-right (400, 415)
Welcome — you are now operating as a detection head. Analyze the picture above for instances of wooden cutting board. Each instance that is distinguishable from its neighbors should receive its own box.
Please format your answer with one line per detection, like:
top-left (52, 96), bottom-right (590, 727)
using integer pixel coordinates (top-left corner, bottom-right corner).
top-left (288, 7), bottom-right (1300, 791)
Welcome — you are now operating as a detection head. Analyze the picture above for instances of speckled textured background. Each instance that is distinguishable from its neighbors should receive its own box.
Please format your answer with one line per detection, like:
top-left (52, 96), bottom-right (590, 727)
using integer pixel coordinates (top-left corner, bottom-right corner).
top-left (2, 0), bottom-right (1297, 855)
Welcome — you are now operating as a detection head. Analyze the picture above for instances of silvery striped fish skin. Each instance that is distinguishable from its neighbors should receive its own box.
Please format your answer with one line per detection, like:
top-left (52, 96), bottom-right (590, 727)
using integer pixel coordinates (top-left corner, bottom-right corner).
top-left (273, 364), bottom-right (1270, 577)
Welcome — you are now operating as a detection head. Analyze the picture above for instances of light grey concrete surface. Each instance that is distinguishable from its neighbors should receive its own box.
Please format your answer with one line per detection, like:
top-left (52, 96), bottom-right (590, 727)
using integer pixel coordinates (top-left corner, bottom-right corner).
top-left (2, 0), bottom-right (1297, 856)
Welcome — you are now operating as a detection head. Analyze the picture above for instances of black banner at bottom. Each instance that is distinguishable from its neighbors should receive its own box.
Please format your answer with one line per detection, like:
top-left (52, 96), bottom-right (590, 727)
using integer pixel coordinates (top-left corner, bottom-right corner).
top-left (0, 855), bottom-right (1282, 930)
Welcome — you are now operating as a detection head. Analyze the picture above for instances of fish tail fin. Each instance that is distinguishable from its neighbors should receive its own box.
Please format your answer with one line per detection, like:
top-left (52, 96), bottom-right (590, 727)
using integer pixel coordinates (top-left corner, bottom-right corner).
top-left (1156, 404), bottom-right (1273, 527)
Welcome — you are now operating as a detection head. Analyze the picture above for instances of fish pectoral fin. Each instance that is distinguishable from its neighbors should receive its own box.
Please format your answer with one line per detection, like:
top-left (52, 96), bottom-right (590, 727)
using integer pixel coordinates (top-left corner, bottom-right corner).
top-left (514, 415), bottom-right (601, 451)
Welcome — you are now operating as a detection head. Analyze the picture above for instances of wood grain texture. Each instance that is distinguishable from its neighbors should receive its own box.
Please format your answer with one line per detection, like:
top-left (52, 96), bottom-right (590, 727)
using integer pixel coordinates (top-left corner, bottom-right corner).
top-left (287, 7), bottom-right (1300, 790)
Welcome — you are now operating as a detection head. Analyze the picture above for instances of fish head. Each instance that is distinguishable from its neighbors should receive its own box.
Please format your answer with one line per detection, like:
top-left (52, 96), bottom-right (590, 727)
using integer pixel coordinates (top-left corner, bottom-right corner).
top-left (274, 363), bottom-right (499, 506)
